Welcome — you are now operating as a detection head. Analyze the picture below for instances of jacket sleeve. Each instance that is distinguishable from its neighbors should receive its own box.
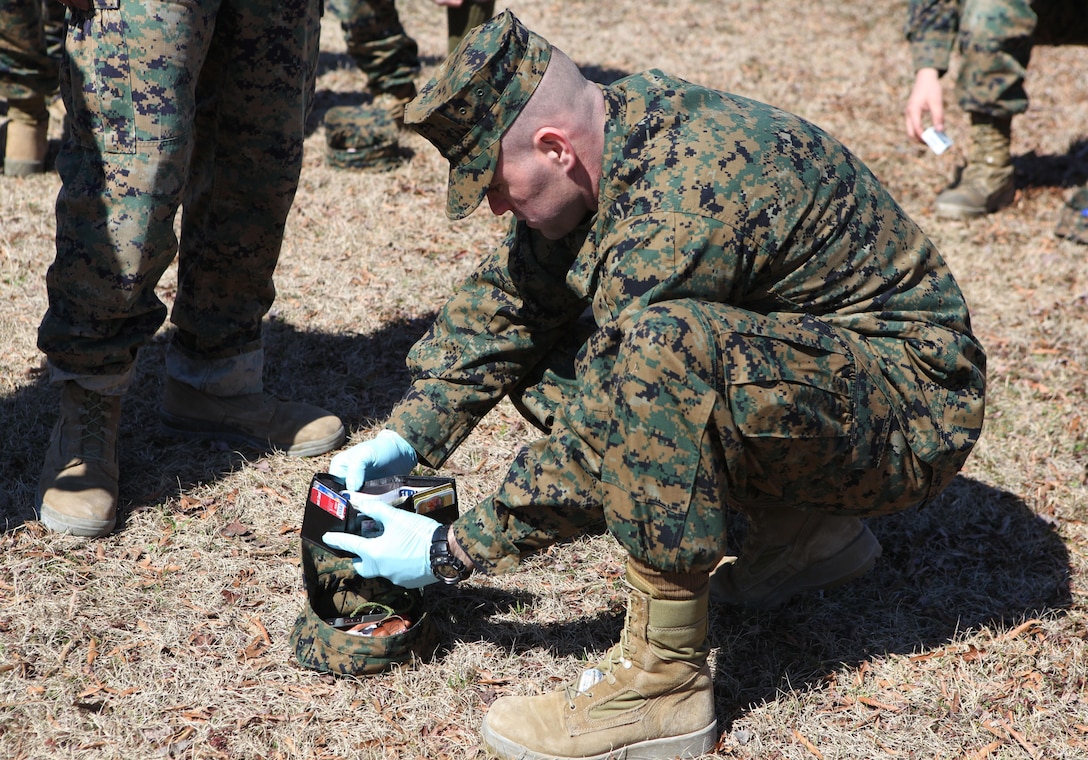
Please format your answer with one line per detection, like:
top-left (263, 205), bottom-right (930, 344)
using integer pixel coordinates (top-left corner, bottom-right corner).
top-left (386, 220), bottom-right (587, 468)
top-left (905, 0), bottom-right (961, 73)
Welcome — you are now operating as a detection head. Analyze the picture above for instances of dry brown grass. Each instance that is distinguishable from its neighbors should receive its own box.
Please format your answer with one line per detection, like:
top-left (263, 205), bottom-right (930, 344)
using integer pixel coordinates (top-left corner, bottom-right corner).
top-left (2, 1), bottom-right (1086, 758)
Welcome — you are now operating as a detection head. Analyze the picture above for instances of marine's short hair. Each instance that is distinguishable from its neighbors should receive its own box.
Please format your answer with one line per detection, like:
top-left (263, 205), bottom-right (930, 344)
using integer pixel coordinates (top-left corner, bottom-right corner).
top-left (403, 10), bottom-right (551, 219)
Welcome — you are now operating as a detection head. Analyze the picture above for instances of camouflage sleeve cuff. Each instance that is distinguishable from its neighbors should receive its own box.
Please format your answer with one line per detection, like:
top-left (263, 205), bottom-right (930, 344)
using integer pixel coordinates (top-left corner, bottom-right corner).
top-left (910, 40), bottom-right (952, 74)
top-left (451, 500), bottom-right (524, 576)
top-left (386, 384), bottom-right (484, 469)
top-left (904, 0), bottom-right (957, 73)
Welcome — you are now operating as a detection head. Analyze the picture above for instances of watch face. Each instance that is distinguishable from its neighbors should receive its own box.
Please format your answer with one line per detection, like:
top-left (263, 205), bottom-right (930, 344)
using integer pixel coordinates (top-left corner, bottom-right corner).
top-left (434, 563), bottom-right (461, 580)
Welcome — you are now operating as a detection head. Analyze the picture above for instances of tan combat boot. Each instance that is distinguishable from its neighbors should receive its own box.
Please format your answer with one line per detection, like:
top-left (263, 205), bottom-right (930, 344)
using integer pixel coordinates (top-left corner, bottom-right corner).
top-left (1054, 186), bottom-right (1088, 245)
top-left (38, 383), bottom-right (121, 537)
top-left (935, 114), bottom-right (1015, 219)
top-left (711, 505), bottom-right (881, 609)
top-left (4, 95), bottom-right (49, 177)
top-left (481, 566), bottom-right (718, 760)
top-left (160, 378), bottom-right (345, 457)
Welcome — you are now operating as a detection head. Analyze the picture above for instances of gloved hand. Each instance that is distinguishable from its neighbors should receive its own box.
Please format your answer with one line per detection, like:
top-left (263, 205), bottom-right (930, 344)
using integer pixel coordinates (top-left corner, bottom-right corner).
top-left (323, 496), bottom-right (440, 589)
top-left (328, 429), bottom-right (417, 491)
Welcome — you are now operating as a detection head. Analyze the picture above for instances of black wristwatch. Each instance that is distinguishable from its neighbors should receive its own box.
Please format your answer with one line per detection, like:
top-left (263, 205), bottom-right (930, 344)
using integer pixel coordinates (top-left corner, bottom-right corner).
top-left (429, 525), bottom-right (470, 585)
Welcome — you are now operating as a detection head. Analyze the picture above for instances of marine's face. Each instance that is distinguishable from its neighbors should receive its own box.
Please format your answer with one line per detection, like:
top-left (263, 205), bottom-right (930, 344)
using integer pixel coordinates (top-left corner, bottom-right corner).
top-left (485, 142), bottom-right (589, 240)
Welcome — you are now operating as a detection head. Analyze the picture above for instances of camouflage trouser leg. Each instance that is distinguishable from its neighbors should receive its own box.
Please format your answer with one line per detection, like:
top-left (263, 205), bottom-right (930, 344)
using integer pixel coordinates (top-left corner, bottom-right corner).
top-left (325, 0), bottom-right (418, 94)
top-left (600, 302), bottom-right (932, 576)
top-left (38, 0), bottom-right (320, 384)
top-left (446, 0), bottom-right (493, 53)
top-left (0, 0), bottom-right (63, 100)
top-left (460, 302), bottom-right (935, 577)
top-left (956, 0), bottom-right (1088, 118)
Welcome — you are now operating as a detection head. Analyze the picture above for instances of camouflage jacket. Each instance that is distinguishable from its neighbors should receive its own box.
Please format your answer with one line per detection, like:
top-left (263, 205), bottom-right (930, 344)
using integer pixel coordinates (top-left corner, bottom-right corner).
top-left (388, 71), bottom-right (985, 571)
top-left (905, 0), bottom-right (962, 72)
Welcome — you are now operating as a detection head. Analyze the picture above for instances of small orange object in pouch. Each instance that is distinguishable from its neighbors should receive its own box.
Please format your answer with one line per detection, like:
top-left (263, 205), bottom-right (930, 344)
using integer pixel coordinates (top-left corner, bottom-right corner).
top-left (346, 616), bottom-right (412, 637)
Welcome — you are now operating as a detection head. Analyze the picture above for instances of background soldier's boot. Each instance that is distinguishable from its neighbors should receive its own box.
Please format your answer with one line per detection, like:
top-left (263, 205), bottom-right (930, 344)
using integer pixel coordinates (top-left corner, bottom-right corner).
top-left (711, 505), bottom-right (881, 609)
top-left (38, 383), bottom-right (121, 537)
top-left (4, 95), bottom-right (49, 177)
top-left (481, 565), bottom-right (717, 760)
top-left (160, 378), bottom-right (345, 457)
top-left (1054, 185), bottom-right (1088, 245)
top-left (935, 114), bottom-right (1015, 219)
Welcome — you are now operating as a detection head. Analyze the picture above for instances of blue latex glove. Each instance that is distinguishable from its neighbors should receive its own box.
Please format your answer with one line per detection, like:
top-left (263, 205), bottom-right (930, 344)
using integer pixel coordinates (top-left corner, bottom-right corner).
top-left (322, 496), bottom-right (440, 589)
top-left (328, 429), bottom-right (417, 491)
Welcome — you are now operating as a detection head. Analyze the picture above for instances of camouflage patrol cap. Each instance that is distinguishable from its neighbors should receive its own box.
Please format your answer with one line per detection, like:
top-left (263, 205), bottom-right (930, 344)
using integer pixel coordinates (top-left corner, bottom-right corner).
top-left (290, 540), bottom-right (439, 676)
top-left (403, 9), bottom-right (551, 219)
top-left (324, 104), bottom-right (405, 172)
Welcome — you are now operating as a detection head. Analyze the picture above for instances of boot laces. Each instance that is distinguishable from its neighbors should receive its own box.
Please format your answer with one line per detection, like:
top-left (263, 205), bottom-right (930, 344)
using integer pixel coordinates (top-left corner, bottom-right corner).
top-left (78, 391), bottom-right (112, 463)
top-left (564, 623), bottom-right (634, 709)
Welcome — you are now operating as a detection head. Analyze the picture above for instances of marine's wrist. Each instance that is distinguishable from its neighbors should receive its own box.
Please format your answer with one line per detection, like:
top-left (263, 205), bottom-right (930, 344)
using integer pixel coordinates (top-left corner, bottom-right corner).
top-left (448, 526), bottom-right (476, 574)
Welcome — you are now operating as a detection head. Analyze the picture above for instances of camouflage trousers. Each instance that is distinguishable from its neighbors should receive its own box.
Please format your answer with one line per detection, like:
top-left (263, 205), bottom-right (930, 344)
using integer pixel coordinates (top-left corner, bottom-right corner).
top-left (445, 0), bottom-right (493, 54)
top-left (463, 302), bottom-right (945, 577)
top-left (0, 0), bottom-right (65, 100)
top-left (37, 0), bottom-right (321, 390)
top-left (956, 0), bottom-right (1088, 118)
top-left (325, 0), bottom-right (418, 95)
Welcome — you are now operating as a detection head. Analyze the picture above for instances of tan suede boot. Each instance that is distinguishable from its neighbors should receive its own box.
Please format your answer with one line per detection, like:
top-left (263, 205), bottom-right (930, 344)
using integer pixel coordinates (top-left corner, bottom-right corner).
top-left (4, 95), bottom-right (49, 177)
top-left (160, 378), bottom-right (345, 457)
top-left (710, 505), bottom-right (881, 609)
top-left (1054, 186), bottom-right (1088, 245)
top-left (38, 383), bottom-right (121, 537)
top-left (481, 568), bottom-right (717, 760)
top-left (935, 114), bottom-right (1015, 219)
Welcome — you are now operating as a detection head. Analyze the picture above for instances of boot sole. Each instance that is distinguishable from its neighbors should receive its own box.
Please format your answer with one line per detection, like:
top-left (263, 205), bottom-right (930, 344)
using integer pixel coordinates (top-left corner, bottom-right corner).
top-left (481, 718), bottom-right (717, 760)
top-left (711, 524), bottom-right (882, 609)
top-left (160, 412), bottom-right (346, 457)
top-left (4, 159), bottom-right (46, 177)
top-left (39, 503), bottom-right (116, 538)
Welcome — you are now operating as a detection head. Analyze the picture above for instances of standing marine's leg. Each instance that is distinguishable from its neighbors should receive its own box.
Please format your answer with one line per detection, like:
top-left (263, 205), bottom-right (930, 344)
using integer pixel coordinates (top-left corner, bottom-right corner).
top-left (327, 0), bottom-right (418, 102)
top-left (37, 0), bottom-right (222, 536)
top-left (1055, 186), bottom-right (1088, 245)
top-left (446, 0), bottom-right (493, 53)
top-left (321, 0), bottom-right (415, 168)
top-left (1033, 0), bottom-right (1088, 244)
top-left (0, 0), bottom-right (62, 175)
top-left (160, 0), bottom-right (343, 455)
top-left (936, 0), bottom-right (1037, 218)
top-left (37, 0), bottom-right (341, 537)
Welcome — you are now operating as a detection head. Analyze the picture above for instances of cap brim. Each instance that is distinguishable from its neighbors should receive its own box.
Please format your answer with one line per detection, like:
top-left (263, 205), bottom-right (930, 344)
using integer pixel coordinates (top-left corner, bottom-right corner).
top-left (445, 138), bottom-right (500, 220)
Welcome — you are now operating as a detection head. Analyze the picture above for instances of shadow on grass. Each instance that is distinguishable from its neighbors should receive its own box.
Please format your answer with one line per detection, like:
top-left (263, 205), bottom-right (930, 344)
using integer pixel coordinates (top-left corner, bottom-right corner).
top-left (1014, 137), bottom-right (1088, 190)
top-left (417, 477), bottom-right (1070, 730)
top-left (0, 316), bottom-right (433, 533)
top-left (708, 476), bottom-right (1072, 727)
top-left (425, 583), bottom-right (627, 664)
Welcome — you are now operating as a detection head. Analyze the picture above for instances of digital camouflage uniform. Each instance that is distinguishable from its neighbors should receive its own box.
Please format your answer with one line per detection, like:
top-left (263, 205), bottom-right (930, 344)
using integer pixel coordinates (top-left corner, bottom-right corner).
top-left (320, 0), bottom-right (493, 170)
top-left (906, 0), bottom-right (1088, 231)
top-left (323, 0), bottom-right (495, 97)
top-left (0, 0), bottom-right (65, 102)
top-left (326, 0), bottom-right (418, 98)
top-left (37, 0), bottom-right (322, 394)
top-left (391, 72), bottom-right (987, 577)
top-left (1, 0), bottom-right (65, 175)
top-left (906, 0), bottom-right (1088, 119)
